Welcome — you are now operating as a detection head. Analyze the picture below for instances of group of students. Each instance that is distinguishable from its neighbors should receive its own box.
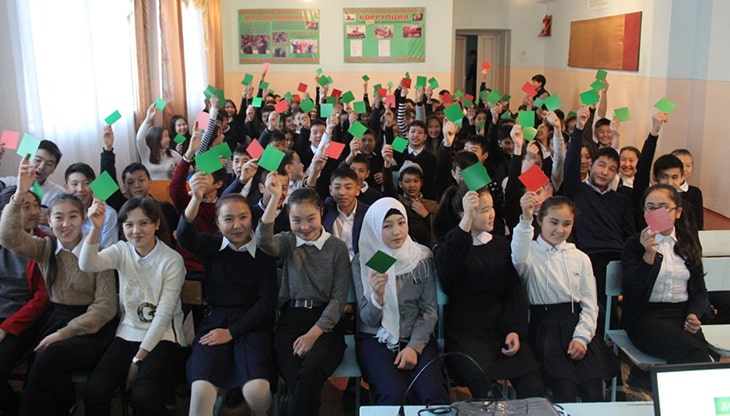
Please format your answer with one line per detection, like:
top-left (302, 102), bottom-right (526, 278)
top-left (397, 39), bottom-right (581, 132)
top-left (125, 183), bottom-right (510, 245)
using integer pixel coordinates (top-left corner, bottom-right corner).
top-left (0, 69), bottom-right (719, 416)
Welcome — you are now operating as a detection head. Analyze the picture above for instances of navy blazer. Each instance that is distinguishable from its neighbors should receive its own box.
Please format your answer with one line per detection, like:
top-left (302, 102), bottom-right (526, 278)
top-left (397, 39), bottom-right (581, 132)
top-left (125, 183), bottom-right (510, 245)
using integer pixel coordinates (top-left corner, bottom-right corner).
top-left (322, 197), bottom-right (369, 255)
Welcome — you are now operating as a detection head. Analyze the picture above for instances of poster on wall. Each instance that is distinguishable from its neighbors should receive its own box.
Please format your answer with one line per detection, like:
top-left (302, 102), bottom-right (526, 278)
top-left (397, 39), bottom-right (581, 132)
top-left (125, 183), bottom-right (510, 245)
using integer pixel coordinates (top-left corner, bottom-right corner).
top-left (343, 7), bottom-right (425, 63)
top-left (238, 9), bottom-right (320, 64)
top-left (568, 12), bottom-right (642, 71)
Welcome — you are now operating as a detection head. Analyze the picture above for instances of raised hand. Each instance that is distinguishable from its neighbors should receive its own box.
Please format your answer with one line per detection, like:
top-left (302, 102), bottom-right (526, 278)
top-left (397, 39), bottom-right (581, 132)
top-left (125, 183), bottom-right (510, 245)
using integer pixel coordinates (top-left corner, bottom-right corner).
top-left (510, 125), bottom-right (524, 154)
top-left (189, 172), bottom-right (210, 200)
top-left (519, 191), bottom-right (536, 221)
top-left (382, 143), bottom-right (394, 168)
top-left (369, 271), bottom-right (387, 305)
top-left (651, 112), bottom-right (669, 136)
top-left (442, 120), bottom-right (456, 147)
top-left (102, 125), bottom-right (115, 151)
top-left (144, 103), bottom-right (156, 123)
top-left (87, 199), bottom-right (106, 230)
top-left (575, 106), bottom-right (590, 130)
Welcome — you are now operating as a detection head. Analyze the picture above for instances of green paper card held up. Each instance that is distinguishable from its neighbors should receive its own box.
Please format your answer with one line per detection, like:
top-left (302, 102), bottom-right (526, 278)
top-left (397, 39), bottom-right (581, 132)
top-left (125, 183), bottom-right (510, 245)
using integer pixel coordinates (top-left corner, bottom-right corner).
top-left (353, 101), bottom-right (367, 114)
top-left (590, 79), bottom-right (605, 91)
top-left (325, 96), bottom-right (337, 105)
top-left (320, 103), bottom-right (334, 118)
top-left (477, 121), bottom-right (486, 130)
top-left (195, 150), bottom-right (224, 174)
top-left (211, 142), bottom-right (232, 158)
top-left (463, 98), bottom-right (473, 109)
top-left (260, 81), bottom-right (269, 90)
top-left (543, 95), bottom-right (562, 111)
top-left (155, 97), bottom-right (167, 111)
top-left (283, 92), bottom-right (293, 101)
top-left (486, 90), bottom-right (501, 105)
top-left (387, 81), bottom-right (394, 89)
top-left (348, 121), bottom-right (368, 138)
top-left (500, 111), bottom-right (512, 120)
top-left (502, 94), bottom-right (511, 102)
top-left (523, 126), bottom-right (538, 142)
top-left (32, 181), bottom-right (44, 199)
top-left (340, 91), bottom-right (356, 104)
top-left (104, 110), bottom-right (122, 125)
top-left (517, 110), bottom-right (535, 127)
top-left (444, 104), bottom-right (464, 122)
top-left (173, 134), bottom-right (186, 144)
top-left (534, 98), bottom-right (544, 109)
top-left (366, 250), bottom-right (397, 274)
top-left (580, 89), bottom-right (600, 106)
top-left (89, 171), bottom-right (120, 201)
top-left (362, 74), bottom-right (370, 81)
top-left (252, 97), bottom-right (263, 108)
top-left (614, 107), bottom-right (632, 122)
top-left (596, 69), bottom-right (607, 81)
top-left (392, 136), bottom-right (409, 153)
top-left (16, 133), bottom-right (41, 158)
top-left (317, 68), bottom-right (323, 75)
top-left (460, 162), bottom-right (492, 191)
top-left (258, 145), bottom-right (286, 172)
top-left (453, 90), bottom-right (464, 99)
top-left (299, 98), bottom-right (315, 113)
top-left (416, 76), bottom-right (427, 88)
top-left (428, 77), bottom-right (439, 89)
top-left (654, 97), bottom-right (676, 113)
top-left (241, 73), bottom-right (254, 85)
top-left (567, 111), bottom-right (577, 118)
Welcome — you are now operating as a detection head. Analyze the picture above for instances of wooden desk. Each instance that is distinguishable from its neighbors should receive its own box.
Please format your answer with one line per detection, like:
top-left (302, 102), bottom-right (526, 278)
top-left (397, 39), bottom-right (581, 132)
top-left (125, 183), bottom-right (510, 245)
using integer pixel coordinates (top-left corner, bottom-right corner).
top-left (359, 401), bottom-right (654, 416)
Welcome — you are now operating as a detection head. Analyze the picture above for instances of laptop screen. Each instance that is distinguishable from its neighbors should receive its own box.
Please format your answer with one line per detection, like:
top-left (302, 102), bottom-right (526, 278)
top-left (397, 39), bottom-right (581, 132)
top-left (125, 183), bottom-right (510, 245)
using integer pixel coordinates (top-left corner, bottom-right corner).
top-left (652, 362), bottom-right (730, 416)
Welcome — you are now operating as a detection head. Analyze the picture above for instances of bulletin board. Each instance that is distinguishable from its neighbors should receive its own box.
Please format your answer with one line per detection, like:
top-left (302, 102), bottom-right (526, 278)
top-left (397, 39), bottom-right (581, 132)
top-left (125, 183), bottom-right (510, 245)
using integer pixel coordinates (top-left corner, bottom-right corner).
top-left (343, 7), bottom-right (425, 63)
top-left (238, 9), bottom-right (320, 64)
top-left (568, 12), bottom-right (642, 71)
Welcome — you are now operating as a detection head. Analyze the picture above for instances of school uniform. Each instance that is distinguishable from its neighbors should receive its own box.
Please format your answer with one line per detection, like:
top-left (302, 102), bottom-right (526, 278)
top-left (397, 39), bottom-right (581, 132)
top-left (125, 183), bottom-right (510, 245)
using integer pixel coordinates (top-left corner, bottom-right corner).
top-left (322, 197), bottom-right (368, 258)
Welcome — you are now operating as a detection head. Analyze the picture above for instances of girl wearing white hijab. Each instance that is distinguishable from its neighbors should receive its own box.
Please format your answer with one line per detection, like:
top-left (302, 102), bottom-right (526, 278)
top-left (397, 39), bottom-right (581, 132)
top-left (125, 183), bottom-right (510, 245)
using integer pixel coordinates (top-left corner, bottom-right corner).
top-left (352, 197), bottom-right (449, 405)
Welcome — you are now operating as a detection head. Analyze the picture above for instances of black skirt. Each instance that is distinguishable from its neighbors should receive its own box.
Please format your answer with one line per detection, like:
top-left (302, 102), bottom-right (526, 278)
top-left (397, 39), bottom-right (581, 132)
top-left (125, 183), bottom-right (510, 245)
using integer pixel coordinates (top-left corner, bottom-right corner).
top-left (529, 303), bottom-right (618, 383)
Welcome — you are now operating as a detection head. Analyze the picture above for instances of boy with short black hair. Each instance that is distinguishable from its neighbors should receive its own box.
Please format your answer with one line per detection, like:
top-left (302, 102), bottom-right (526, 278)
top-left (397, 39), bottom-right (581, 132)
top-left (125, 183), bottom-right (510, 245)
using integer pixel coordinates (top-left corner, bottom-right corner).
top-left (349, 154), bottom-right (382, 205)
top-left (323, 167), bottom-right (369, 259)
top-left (0, 140), bottom-right (65, 205)
top-left (671, 148), bottom-right (704, 231)
top-left (64, 163), bottom-right (119, 248)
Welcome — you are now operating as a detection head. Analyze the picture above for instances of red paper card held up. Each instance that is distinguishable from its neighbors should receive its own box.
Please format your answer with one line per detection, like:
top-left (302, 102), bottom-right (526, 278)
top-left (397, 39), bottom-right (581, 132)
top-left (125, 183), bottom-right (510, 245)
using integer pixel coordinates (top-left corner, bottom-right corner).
top-left (518, 164), bottom-right (550, 192)
top-left (521, 81), bottom-right (537, 97)
top-left (482, 61), bottom-right (491, 70)
top-left (645, 207), bottom-right (674, 234)
top-left (377, 88), bottom-right (388, 97)
top-left (262, 62), bottom-right (270, 71)
top-left (246, 139), bottom-right (264, 159)
top-left (331, 89), bottom-right (342, 98)
top-left (274, 100), bottom-right (289, 113)
top-left (297, 83), bottom-right (308, 93)
top-left (195, 111), bottom-right (210, 130)
top-left (442, 92), bottom-right (453, 103)
top-left (292, 94), bottom-right (301, 102)
top-left (325, 141), bottom-right (346, 160)
top-left (464, 93), bottom-right (474, 102)
top-left (401, 77), bottom-right (412, 88)
top-left (1, 130), bottom-right (21, 150)
top-left (385, 95), bottom-right (396, 108)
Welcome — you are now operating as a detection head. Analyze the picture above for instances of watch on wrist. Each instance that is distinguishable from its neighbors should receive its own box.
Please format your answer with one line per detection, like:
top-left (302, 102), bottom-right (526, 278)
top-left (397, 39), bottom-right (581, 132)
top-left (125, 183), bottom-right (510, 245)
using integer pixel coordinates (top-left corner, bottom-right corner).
top-left (132, 356), bottom-right (144, 366)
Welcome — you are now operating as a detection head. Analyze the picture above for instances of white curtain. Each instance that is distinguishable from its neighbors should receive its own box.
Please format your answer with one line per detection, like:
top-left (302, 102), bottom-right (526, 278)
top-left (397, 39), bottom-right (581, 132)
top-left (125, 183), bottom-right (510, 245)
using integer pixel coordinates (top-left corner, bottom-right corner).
top-left (13, 0), bottom-right (138, 183)
top-left (181, 2), bottom-right (207, 125)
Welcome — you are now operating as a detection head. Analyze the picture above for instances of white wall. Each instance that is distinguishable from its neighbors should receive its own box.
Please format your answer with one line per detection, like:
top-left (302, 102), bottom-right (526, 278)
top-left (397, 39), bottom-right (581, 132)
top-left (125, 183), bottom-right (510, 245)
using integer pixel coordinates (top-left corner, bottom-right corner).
top-left (0, 2), bottom-right (26, 178)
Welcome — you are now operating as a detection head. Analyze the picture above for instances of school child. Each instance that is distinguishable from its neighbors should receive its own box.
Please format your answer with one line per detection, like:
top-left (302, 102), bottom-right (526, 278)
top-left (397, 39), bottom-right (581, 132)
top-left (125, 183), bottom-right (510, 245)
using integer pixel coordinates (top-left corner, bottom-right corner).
top-left (323, 167), bottom-right (369, 259)
top-left (433, 185), bottom-right (544, 399)
top-left (136, 102), bottom-right (182, 180)
top-left (255, 174), bottom-right (351, 416)
top-left (79, 198), bottom-right (185, 415)
top-left (512, 194), bottom-right (617, 402)
top-left (178, 177), bottom-right (277, 416)
top-left (0, 156), bottom-right (117, 415)
top-left (671, 149), bottom-right (704, 231)
top-left (353, 197), bottom-right (450, 405)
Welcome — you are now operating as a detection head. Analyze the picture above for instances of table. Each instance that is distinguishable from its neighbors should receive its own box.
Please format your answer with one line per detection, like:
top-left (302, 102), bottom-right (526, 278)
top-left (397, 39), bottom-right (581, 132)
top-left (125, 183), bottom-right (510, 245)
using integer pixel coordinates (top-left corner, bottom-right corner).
top-left (702, 324), bottom-right (730, 356)
top-left (359, 401), bottom-right (654, 416)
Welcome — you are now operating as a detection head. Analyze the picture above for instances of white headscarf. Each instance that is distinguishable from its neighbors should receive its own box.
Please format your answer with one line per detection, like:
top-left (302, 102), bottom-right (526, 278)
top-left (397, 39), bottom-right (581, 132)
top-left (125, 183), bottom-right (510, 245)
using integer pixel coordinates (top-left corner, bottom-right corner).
top-left (358, 197), bottom-right (431, 350)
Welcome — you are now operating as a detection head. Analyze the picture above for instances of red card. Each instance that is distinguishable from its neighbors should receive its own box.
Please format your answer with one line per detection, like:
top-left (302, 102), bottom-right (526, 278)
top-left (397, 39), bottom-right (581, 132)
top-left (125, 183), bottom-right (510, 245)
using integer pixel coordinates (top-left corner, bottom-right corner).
top-left (331, 89), bottom-right (342, 98)
top-left (385, 95), bottom-right (396, 108)
top-left (274, 100), bottom-right (289, 113)
top-left (482, 61), bottom-right (491, 70)
top-left (262, 62), bottom-right (270, 71)
top-left (645, 208), bottom-right (674, 234)
top-left (464, 93), bottom-right (474, 102)
top-left (292, 94), bottom-right (301, 102)
top-left (377, 88), bottom-right (388, 97)
top-left (195, 111), bottom-right (210, 130)
top-left (521, 81), bottom-right (537, 96)
top-left (246, 139), bottom-right (264, 159)
top-left (325, 141), bottom-right (346, 159)
top-left (401, 77), bottom-right (412, 88)
top-left (518, 164), bottom-right (550, 192)
top-left (1, 130), bottom-right (21, 150)
top-left (442, 92), bottom-right (453, 103)
top-left (297, 83), bottom-right (308, 93)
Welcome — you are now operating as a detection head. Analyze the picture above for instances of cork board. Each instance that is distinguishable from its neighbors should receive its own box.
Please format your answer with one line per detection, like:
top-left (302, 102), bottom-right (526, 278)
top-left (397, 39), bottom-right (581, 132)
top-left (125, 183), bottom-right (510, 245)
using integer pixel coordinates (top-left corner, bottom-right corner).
top-left (568, 12), bottom-right (642, 71)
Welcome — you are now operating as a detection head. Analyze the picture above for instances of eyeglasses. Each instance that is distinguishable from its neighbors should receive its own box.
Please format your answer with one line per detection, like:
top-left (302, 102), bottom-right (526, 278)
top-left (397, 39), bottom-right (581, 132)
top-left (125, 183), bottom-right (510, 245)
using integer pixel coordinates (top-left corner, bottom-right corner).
top-left (644, 205), bottom-right (678, 212)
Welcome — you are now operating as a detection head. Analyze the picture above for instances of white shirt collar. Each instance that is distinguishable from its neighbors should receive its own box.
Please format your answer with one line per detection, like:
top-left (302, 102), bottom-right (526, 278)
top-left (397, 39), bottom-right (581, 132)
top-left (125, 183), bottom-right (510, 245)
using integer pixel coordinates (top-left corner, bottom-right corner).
top-left (408, 145), bottom-right (423, 156)
top-left (360, 181), bottom-right (370, 193)
top-left (127, 238), bottom-right (161, 265)
top-left (55, 239), bottom-right (83, 257)
top-left (679, 181), bottom-right (689, 192)
top-left (655, 228), bottom-right (677, 244)
top-left (536, 235), bottom-right (567, 251)
top-left (584, 178), bottom-right (611, 195)
top-left (219, 234), bottom-right (257, 257)
top-left (619, 174), bottom-right (634, 189)
top-left (337, 202), bottom-right (357, 221)
top-left (295, 227), bottom-right (331, 250)
top-left (472, 231), bottom-right (493, 246)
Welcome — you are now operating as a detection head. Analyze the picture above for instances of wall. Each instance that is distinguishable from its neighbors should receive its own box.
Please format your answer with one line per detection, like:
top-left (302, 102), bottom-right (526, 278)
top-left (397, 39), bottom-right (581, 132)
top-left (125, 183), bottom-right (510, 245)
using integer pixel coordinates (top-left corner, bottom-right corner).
top-left (220, 0), bottom-right (454, 104)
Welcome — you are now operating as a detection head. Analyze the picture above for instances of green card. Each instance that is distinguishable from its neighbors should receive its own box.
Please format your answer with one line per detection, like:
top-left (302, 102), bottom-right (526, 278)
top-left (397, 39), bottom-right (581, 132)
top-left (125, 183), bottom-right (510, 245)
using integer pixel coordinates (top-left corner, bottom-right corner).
top-left (416, 76), bottom-right (427, 88)
top-left (543, 94), bottom-right (562, 111)
top-left (373, 83), bottom-right (382, 93)
top-left (567, 111), bottom-right (577, 118)
top-left (500, 111), bottom-right (512, 120)
top-left (474, 96), bottom-right (480, 106)
top-left (362, 74), bottom-right (370, 81)
top-left (317, 68), bottom-right (323, 75)
top-left (325, 96), bottom-right (337, 105)
top-left (195, 151), bottom-right (223, 174)
top-left (16, 133), bottom-right (41, 158)
top-left (387, 81), bottom-right (394, 89)
top-left (155, 97), bottom-right (167, 111)
top-left (268, 88), bottom-right (275, 95)
top-left (517, 110), bottom-right (535, 127)
top-left (260, 81), bottom-right (269, 90)
top-left (454, 118), bottom-right (463, 128)
top-left (252, 97), bottom-right (263, 108)
top-left (428, 77), bottom-right (439, 89)
top-left (89, 171), bottom-right (120, 201)
top-left (534, 97), bottom-right (544, 109)
top-left (463, 98), bottom-right (473, 108)
top-left (502, 94), bottom-right (511, 102)
top-left (392, 136), bottom-right (409, 153)
top-left (523, 126), bottom-right (538, 142)
top-left (317, 75), bottom-right (328, 86)
top-left (486, 90), bottom-right (501, 104)
top-left (348, 121), bottom-right (368, 138)
top-left (444, 104), bottom-right (464, 122)
top-left (590, 79), bottom-right (605, 91)
top-left (477, 121), bottom-right (486, 130)
top-left (365, 250), bottom-right (397, 274)
top-left (241, 73), bottom-right (254, 85)
top-left (353, 101), bottom-right (367, 114)
top-left (104, 110), bottom-right (122, 125)
top-left (32, 181), bottom-right (44, 199)
top-left (580, 89), bottom-right (600, 105)
top-left (405, 71), bottom-right (411, 79)
top-left (453, 90), bottom-right (464, 99)
top-left (284, 92), bottom-right (293, 101)
top-left (654, 97), bottom-right (676, 113)
top-left (258, 145), bottom-right (286, 172)
top-left (326, 76), bottom-right (333, 85)
top-left (299, 98), bottom-right (315, 113)
top-left (460, 162), bottom-right (492, 191)
top-left (596, 69), bottom-right (607, 81)
top-left (173, 133), bottom-right (186, 144)
top-left (340, 91), bottom-right (355, 104)
top-left (480, 90), bottom-right (489, 101)
top-left (614, 107), bottom-right (632, 122)
top-left (320, 103), bottom-right (334, 118)
top-left (211, 142), bottom-right (232, 158)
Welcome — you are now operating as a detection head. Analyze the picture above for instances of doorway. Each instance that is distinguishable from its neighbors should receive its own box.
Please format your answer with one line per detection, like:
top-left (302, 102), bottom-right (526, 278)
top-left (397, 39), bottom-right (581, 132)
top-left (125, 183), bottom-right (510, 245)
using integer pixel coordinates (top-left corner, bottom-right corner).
top-left (454, 30), bottom-right (510, 98)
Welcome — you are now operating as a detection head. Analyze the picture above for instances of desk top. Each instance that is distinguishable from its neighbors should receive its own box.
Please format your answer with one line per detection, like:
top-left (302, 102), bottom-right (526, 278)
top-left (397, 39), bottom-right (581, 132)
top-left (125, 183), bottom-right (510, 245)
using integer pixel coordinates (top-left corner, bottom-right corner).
top-left (359, 401), bottom-right (654, 416)
top-left (703, 324), bottom-right (730, 355)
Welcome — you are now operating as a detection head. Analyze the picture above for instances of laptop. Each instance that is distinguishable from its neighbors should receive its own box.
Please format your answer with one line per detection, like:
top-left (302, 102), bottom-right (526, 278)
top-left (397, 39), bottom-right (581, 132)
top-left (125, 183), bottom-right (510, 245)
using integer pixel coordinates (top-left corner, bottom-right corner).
top-left (651, 362), bottom-right (730, 415)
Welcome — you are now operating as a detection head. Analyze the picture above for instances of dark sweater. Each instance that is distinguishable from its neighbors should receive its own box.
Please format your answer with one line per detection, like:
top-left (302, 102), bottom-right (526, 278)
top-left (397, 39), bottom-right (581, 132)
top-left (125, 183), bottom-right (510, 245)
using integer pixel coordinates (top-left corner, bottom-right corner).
top-left (682, 185), bottom-right (704, 231)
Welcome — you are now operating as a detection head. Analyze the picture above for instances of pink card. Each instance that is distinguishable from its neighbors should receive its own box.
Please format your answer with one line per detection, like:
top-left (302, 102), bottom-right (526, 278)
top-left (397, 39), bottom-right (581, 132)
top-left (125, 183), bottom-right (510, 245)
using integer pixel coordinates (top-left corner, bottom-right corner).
top-left (385, 95), bottom-right (396, 108)
top-left (1, 130), bottom-right (21, 150)
top-left (518, 164), bottom-right (550, 192)
top-left (442, 92), bottom-right (453, 103)
top-left (325, 141), bottom-right (346, 159)
top-left (195, 111), bottom-right (210, 130)
top-left (297, 82), bottom-right (308, 93)
top-left (377, 88), bottom-right (388, 97)
top-left (645, 208), bottom-right (674, 233)
top-left (401, 77), bottom-right (412, 88)
top-left (274, 99), bottom-right (289, 113)
top-left (331, 89), bottom-right (342, 98)
top-left (482, 61), bottom-right (491, 70)
top-left (246, 139), bottom-right (264, 159)
top-left (262, 62), bottom-right (270, 71)
top-left (521, 81), bottom-right (537, 96)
